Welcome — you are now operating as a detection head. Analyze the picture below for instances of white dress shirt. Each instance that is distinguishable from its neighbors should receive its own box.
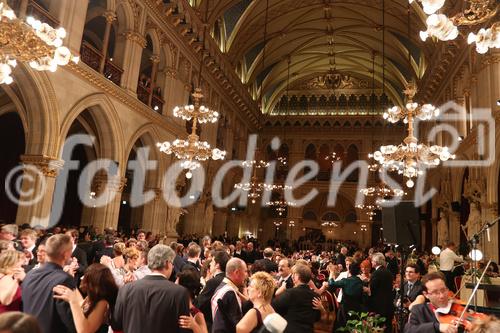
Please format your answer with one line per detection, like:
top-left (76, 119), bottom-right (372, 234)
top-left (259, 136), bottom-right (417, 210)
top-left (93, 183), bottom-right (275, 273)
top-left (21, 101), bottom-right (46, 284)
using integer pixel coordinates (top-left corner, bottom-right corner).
top-left (439, 247), bottom-right (463, 271)
top-left (334, 271), bottom-right (349, 302)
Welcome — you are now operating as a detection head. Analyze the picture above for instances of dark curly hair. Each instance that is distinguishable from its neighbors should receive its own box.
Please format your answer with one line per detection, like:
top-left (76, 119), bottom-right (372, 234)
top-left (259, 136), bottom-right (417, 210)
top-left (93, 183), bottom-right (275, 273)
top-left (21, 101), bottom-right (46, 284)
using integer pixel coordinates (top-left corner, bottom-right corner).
top-left (80, 264), bottom-right (118, 318)
top-left (177, 267), bottom-right (202, 300)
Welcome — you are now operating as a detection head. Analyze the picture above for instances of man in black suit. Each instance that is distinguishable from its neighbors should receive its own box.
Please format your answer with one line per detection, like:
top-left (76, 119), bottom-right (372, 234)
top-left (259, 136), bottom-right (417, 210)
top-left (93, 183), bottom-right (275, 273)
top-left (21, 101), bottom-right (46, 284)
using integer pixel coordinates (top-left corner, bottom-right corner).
top-left (233, 241), bottom-right (246, 262)
top-left (66, 229), bottom-right (88, 285)
top-left (386, 250), bottom-right (399, 279)
top-left (275, 258), bottom-right (294, 295)
top-left (211, 258), bottom-right (248, 333)
top-left (272, 264), bottom-right (321, 333)
top-left (368, 252), bottom-right (395, 333)
top-left (94, 234), bottom-right (115, 263)
top-left (22, 234), bottom-right (76, 333)
top-left (405, 272), bottom-right (458, 333)
top-left (403, 263), bottom-right (424, 305)
top-left (244, 242), bottom-right (260, 264)
top-left (336, 246), bottom-right (348, 270)
top-left (19, 228), bottom-right (38, 271)
top-left (194, 250), bottom-right (229, 331)
top-left (183, 242), bottom-right (201, 273)
top-left (254, 247), bottom-right (278, 274)
top-left (113, 244), bottom-right (190, 333)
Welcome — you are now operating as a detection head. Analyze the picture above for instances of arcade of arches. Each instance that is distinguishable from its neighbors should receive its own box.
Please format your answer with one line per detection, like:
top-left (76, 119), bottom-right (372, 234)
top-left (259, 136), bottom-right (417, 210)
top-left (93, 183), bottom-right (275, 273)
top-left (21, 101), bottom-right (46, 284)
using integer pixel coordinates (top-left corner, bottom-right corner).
top-left (1, 0), bottom-right (499, 261)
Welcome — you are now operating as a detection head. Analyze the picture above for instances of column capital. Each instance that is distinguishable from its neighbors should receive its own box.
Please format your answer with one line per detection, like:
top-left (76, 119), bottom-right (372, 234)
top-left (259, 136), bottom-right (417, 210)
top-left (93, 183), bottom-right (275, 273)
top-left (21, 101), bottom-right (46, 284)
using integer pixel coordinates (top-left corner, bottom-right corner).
top-left (103, 11), bottom-right (117, 23)
top-left (92, 174), bottom-right (127, 194)
top-left (164, 66), bottom-right (177, 78)
top-left (20, 154), bottom-right (64, 178)
top-left (122, 30), bottom-right (147, 48)
top-left (150, 55), bottom-right (160, 63)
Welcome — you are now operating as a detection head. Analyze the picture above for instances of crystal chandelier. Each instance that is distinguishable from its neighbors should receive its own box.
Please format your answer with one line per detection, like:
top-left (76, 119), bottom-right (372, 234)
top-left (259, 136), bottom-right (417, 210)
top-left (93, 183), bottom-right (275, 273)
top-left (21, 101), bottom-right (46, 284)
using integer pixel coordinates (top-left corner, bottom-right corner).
top-left (360, 184), bottom-right (405, 197)
top-left (266, 185), bottom-right (295, 216)
top-left (356, 202), bottom-right (380, 221)
top-left (321, 221), bottom-right (339, 227)
top-left (370, 82), bottom-right (455, 188)
top-left (411, 0), bottom-right (499, 53)
top-left (0, 2), bottom-right (78, 84)
top-left (234, 159), bottom-right (270, 204)
top-left (157, 88), bottom-right (226, 178)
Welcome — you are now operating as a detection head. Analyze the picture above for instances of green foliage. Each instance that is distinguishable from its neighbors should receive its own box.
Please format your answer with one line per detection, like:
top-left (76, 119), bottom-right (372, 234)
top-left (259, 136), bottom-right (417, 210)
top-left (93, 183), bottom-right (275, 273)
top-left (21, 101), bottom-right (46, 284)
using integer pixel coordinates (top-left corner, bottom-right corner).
top-left (336, 311), bottom-right (386, 333)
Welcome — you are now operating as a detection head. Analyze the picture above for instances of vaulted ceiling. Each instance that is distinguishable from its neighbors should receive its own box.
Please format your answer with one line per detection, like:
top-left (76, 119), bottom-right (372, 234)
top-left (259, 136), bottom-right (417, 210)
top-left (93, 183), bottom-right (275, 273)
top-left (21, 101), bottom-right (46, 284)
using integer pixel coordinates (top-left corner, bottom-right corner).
top-left (194, 0), bottom-right (434, 114)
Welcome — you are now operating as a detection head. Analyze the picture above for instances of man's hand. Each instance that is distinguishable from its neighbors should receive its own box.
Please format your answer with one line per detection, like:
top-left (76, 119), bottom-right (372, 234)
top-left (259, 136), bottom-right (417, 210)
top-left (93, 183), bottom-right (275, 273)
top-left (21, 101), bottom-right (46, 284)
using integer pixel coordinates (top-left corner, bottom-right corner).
top-left (439, 323), bottom-right (458, 333)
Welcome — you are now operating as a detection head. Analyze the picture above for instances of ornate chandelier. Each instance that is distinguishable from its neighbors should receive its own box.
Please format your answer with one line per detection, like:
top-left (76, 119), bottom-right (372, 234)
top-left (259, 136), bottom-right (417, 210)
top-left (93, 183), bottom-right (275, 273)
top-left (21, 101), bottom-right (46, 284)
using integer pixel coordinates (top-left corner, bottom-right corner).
top-left (412, 0), bottom-right (499, 53)
top-left (157, 88), bottom-right (226, 178)
top-left (0, 2), bottom-right (78, 84)
top-left (234, 159), bottom-right (270, 204)
top-left (370, 82), bottom-right (455, 188)
top-left (266, 185), bottom-right (295, 216)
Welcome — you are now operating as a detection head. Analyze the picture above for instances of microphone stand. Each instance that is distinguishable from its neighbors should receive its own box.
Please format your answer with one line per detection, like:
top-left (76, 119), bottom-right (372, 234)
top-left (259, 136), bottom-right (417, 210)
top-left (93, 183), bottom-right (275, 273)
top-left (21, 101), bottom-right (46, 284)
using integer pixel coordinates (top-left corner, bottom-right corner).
top-left (466, 216), bottom-right (499, 311)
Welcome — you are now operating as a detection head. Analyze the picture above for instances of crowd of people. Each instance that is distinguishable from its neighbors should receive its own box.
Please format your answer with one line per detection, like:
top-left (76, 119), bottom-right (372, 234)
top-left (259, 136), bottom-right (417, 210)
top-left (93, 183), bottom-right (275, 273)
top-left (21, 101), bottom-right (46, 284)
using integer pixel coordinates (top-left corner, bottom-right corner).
top-left (0, 223), bottom-right (499, 333)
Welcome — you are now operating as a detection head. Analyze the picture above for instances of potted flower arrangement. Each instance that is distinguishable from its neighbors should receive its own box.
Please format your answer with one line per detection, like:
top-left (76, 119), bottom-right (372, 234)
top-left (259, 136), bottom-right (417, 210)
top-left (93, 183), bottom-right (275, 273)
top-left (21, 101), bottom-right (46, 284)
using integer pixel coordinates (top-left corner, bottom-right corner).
top-left (337, 311), bottom-right (386, 333)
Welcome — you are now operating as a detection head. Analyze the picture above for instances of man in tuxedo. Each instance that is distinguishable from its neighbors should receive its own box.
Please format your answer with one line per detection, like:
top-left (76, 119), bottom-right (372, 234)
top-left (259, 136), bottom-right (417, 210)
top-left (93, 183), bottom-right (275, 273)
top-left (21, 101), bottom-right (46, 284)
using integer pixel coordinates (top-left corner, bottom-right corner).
top-left (254, 247), bottom-right (278, 274)
top-left (403, 264), bottom-right (424, 305)
top-left (194, 250), bottom-right (229, 331)
top-left (211, 258), bottom-right (248, 333)
top-left (22, 234), bottom-right (76, 333)
top-left (368, 252), bottom-right (395, 333)
top-left (19, 228), bottom-right (38, 271)
top-left (170, 242), bottom-right (186, 275)
top-left (94, 234), bottom-right (115, 263)
top-left (233, 241), bottom-right (246, 261)
top-left (113, 244), bottom-right (190, 333)
top-left (386, 250), bottom-right (399, 279)
top-left (276, 258), bottom-right (294, 295)
top-left (336, 246), bottom-right (348, 269)
top-left (272, 264), bottom-right (321, 333)
top-left (405, 272), bottom-right (459, 333)
top-left (66, 229), bottom-right (87, 284)
top-left (183, 243), bottom-right (201, 273)
top-left (244, 242), bottom-right (260, 264)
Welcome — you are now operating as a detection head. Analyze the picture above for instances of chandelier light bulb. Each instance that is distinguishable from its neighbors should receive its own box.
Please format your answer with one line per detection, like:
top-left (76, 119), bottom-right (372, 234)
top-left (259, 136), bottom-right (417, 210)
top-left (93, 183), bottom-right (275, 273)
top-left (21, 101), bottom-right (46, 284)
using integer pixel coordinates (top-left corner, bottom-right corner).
top-left (421, 0), bottom-right (446, 15)
top-left (185, 171), bottom-right (192, 179)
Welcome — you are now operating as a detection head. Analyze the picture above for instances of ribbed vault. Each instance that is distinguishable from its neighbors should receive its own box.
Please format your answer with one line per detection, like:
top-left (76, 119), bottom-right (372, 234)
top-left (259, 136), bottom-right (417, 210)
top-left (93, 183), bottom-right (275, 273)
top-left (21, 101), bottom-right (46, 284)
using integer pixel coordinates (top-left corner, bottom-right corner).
top-left (195, 0), bottom-right (431, 114)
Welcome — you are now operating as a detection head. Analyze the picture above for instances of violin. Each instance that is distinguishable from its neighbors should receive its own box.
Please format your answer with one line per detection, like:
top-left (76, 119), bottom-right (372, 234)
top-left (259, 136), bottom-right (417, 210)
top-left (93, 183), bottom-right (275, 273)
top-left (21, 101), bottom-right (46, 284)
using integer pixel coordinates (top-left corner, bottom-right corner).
top-left (437, 260), bottom-right (493, 332)
top-left (436, 299), bottom-right (489, 331)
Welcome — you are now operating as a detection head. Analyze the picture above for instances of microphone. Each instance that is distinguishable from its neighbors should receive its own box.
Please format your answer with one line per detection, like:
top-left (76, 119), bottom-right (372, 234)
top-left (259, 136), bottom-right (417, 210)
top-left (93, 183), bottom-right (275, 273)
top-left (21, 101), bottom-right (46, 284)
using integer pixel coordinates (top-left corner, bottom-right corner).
top-left (259, 313), bottom-right (287, 333)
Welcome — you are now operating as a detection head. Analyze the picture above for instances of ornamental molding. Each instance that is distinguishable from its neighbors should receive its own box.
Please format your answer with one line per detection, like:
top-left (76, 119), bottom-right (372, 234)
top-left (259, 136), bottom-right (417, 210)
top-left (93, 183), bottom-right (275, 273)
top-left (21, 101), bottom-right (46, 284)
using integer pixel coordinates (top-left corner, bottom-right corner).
top-left (66, 62), bottom-right (186, 137)
top-left (123, 30), bottom-right (147, 48)
top-left (20, 155), bottom-right (65, 178)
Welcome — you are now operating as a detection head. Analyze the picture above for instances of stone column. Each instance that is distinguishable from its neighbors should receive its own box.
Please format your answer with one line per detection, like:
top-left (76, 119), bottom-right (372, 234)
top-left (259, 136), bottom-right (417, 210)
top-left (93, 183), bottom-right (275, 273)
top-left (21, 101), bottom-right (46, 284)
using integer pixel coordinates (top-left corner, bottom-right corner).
top-left (481, 203), bottom-right (498, 262)
top-left (15, 155), bottom-right (64, 228)
top-left (50, 0), bottom-right (88, 54)
top-left (449, 211), bottom-right (461, 246)
top-left (141, 188), bottom-right (165, 235)
top-left (91, 174), bottom-right (127, 233)
top-left (161, 67), bottom-right (178, 115)
top-left (147, 55), bottom-right (160, 107)
top-left (118, 31), bottom-right (146, 94)
top-left (99, 11), bottom-right (117, 74)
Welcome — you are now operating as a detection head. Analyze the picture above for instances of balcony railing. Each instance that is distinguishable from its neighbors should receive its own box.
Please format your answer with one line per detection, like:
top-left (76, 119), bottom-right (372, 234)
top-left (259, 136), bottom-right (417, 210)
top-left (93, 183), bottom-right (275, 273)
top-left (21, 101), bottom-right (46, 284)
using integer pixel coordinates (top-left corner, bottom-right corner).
top-left (80, 41), bottom-right (123, 86)
top-left (137, 81), bottom-right (164, 113)
top-left (80, 41), bottom-right (102, 72)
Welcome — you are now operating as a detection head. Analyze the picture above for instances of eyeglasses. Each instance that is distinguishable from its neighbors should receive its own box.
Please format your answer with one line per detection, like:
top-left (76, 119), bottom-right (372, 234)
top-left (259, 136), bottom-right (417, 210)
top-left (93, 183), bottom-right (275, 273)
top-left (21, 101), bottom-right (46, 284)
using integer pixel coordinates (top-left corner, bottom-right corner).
top-left (426, 288), bottom-right (449, 296)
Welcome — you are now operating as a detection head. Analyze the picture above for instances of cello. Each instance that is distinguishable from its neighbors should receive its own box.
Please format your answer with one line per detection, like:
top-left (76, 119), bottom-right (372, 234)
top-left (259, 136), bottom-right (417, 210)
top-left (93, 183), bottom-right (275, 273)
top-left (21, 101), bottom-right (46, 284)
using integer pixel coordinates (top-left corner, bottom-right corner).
top-left (436, 260), bottom-right (493, 332)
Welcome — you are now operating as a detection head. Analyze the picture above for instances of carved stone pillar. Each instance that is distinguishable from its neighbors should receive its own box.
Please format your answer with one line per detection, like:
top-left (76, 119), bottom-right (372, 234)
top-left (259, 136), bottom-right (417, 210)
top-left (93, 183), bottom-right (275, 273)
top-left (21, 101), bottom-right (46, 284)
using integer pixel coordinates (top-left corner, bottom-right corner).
top-left (15, 155), bottom-right (64, 228)
top-left (91, 174), bottom-right (127, 233)
top-left (449, 211), bottom-right (461, 246)
top-left (481, 203), bottom-right (498, 262)
top-left (118, 31), bottom-right (146, 94)
top-left (147, 55), bottom-right (160, 107)
top-left (141, 188), bottom-right (165, 235)
top-left (99, 11), bottom-right (117, 74)
top-left (161, 66), bottom-right (178, 115)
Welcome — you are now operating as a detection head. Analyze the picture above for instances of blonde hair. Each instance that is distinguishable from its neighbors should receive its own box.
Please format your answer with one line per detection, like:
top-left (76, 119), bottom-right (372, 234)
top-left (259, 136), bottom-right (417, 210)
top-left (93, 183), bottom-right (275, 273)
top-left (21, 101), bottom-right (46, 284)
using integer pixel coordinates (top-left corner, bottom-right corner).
top-left (123, 247), bottom-right (140, 261)
top-left (19, 229), bottom-right (37, 240)
top-left (0, 250), bottom-right (24, 275)
top-left (250, 271), bottom-right (275, 303)
top-left (470, 316), bottom-right (500, 333)
top-left (113, 242), bottom-right (126, 256)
